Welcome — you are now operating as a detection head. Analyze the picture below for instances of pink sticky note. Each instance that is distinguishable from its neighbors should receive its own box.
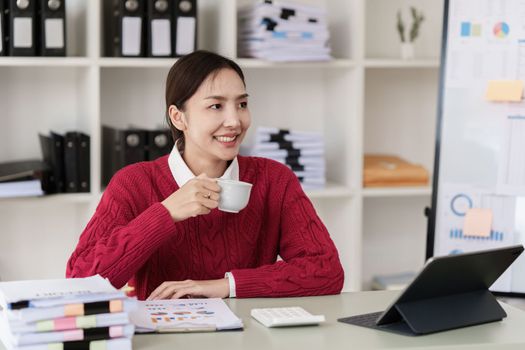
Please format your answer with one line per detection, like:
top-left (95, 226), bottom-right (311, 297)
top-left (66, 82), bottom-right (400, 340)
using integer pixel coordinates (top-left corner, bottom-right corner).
top-left (109, 326), bottom-right (124, 338)
top-left (463, 208), bottom-right (493, 237)
top-left (63, 329), bottom-right (83, 341)
top-left (54, 317), bottom-right (76, 331)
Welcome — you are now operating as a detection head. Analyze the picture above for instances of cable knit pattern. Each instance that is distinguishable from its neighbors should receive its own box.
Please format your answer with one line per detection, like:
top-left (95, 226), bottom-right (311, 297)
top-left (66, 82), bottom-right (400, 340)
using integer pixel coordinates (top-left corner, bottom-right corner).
top-left (66, 155), bottom-right (344, 300)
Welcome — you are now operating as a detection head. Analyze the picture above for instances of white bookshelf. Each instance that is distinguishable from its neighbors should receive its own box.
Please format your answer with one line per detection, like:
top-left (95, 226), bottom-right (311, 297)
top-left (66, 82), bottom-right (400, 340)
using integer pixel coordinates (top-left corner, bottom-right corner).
top-left (0, 0), bottom-right (443, 292)
top-left (362, 0), bottom-right (443, 289)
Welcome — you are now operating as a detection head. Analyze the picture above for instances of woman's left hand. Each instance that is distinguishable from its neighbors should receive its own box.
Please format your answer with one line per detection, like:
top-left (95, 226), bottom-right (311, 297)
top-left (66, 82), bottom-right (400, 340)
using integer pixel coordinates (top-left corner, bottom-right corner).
top-left (146, 278), bottom-right (230, 300)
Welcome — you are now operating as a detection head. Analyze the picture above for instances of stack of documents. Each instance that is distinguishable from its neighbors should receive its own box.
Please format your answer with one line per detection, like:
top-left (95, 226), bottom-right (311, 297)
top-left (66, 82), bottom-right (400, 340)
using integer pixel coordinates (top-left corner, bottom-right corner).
top-left (0, 275), bottom-right (136, 350)
top-left (0, 160), bottom-right (49, 198)
top-left (237, 0), bottom-right (332, 62)
top-left (0, 180), bottom-right (44, 199)
top-left (245, 126), bottom-right (326, 190)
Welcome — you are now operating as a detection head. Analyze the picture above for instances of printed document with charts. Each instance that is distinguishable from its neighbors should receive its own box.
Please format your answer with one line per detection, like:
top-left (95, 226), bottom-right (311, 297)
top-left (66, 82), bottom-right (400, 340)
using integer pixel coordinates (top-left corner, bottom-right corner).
top-left (130, 298), bottom-right (243, 333)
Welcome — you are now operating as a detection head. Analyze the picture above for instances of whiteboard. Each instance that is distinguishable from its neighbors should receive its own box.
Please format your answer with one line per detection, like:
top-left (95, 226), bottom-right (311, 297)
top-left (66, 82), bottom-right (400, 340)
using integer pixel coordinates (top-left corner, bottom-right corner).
top-left (428, 0), bottom-right (525, 295)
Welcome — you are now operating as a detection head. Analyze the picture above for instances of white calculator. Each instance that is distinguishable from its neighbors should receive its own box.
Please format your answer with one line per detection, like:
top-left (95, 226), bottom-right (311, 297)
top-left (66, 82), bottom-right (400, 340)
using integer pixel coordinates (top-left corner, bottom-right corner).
top-left (250, 306), bottom-right (326, 327)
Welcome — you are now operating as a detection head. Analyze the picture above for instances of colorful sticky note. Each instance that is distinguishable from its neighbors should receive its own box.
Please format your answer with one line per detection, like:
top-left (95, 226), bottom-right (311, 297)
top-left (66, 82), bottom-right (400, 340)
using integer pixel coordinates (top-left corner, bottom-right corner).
top-left (109, 299), bottom-right (123, 313)
top-left (463, 208), bottom-right (493, 237)
top-left (76, 315), bottom-right (97, 329)
top-left (64, 303), bottom-right (84, 317)
top-left (471, 24), bottom-right (482, 36)
top-left (461, 22), bottom-right (471, 36)
top-left (36, 319), bottom-right (54, 332)
top-left (90, 340), bottom-right (107, 350)
top-left (486, 80), bottom-right (523, 102)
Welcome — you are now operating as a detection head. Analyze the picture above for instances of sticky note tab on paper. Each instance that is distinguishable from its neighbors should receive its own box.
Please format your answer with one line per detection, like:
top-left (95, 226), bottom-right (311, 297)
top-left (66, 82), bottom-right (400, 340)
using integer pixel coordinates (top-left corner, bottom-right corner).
top-left (486, 80), bottom-right (523, 102)
top-left (463, 208), bottom-right (493, 237)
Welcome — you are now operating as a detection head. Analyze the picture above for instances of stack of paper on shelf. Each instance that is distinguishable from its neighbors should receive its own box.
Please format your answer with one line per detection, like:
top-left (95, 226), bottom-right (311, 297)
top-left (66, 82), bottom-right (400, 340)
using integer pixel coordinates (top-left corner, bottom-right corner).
top-left (363, 154), bottom-right (429, 187)
top-left (0, 160), bottom-right (50, 198)
top-left (0, 275), bottom-right (136, 350)
top-left (244, 126), bottom-right (326, 190)
top-left (237, 0), bottom-right (332, 62)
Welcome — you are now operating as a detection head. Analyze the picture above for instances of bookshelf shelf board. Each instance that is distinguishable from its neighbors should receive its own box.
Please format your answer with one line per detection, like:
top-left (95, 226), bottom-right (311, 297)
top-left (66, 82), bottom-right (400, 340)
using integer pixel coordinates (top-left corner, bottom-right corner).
top-left (0, 57), bottom-right (92, 67)
top-left (237, 58), bottom-right (355, 69)
top-left (306, 183), bottom-right (355, 199)
top-left (364, 59), bottom-right (440, 69)
top-left (97, 58), bottom-right (176, 68)
top-left (362, 186), bottom-right (433, 198)
top-left (0, 193), bottom-right (94, 204)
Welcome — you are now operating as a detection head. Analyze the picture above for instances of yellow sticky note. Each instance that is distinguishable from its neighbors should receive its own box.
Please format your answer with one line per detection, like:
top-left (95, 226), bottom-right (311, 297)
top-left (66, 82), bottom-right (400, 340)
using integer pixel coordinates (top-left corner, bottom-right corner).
top-left (486, 80), bottom-right (523, 102)
top-left (463, 208), bottom-right (493, 237)
top-left (471, 24), bottom-right (482, 36)
top-left (36, 320), bottom-right (54, 332)
top-left (76, 315), bottom-right (97, 329)
top-left (47, 344), bottom-right (63, 350)
top-left (89, 340), bottom-right (106, 350)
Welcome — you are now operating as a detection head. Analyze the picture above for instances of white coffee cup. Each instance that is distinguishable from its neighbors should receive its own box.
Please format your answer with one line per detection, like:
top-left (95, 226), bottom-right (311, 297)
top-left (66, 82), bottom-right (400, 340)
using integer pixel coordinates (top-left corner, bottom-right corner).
top-left (217, 179), bottom-right (253, 213)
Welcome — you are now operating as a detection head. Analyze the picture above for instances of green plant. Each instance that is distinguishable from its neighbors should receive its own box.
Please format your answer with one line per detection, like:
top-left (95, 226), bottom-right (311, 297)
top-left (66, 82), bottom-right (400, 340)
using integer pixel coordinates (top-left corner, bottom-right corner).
top-left (397, 11), bottom-right (406, 43)
top-left (397, 7), bottom-right (425, 43)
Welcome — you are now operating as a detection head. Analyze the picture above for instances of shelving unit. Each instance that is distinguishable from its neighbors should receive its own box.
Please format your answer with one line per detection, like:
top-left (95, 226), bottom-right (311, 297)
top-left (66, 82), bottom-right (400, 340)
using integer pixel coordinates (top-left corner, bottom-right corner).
top-left (362, 0), bottom-right (443, 289)
top-left (0, 0), bottom-right (443, 291)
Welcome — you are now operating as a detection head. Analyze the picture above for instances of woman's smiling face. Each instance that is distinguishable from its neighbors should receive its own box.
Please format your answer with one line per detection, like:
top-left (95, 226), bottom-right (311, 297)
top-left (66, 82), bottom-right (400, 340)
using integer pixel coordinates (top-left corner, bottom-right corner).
top-left (174, 68), bottom-right (251, 163)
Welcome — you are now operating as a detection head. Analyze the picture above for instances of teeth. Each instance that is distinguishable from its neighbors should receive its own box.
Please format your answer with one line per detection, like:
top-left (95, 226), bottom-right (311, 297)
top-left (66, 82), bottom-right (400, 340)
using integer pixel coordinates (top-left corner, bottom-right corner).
top-left (216, 136), bottom-right (236, 142)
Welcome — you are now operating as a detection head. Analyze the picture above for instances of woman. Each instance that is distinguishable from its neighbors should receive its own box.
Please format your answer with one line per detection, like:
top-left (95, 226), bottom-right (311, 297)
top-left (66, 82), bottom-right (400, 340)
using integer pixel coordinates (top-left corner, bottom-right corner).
top-left (66, 50), bottom-right (344, 300)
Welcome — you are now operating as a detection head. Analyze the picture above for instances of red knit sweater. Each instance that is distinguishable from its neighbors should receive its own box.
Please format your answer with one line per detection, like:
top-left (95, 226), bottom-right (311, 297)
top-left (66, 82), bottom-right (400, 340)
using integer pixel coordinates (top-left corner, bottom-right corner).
top-left (66, 156), bottom-right (344, 300)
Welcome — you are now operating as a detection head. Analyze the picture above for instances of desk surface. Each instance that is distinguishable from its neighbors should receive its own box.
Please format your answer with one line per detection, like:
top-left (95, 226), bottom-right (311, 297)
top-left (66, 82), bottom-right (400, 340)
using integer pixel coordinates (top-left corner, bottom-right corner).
top-left (134, 291), bottom-right (525, 350)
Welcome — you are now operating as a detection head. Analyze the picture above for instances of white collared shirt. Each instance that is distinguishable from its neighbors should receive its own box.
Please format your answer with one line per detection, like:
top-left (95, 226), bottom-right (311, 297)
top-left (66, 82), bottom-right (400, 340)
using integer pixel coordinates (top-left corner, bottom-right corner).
top-left (167, 145), bottom-right (238, 298)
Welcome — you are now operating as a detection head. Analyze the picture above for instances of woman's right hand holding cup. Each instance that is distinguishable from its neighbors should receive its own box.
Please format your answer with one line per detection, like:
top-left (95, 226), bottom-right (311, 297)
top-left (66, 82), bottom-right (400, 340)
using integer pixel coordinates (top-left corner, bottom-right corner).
top-left (161, 174), bottom-right (221, 222)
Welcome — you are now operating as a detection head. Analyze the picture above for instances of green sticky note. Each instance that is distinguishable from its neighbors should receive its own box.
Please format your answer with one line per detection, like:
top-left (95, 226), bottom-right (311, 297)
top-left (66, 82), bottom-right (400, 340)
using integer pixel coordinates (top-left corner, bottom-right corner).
top-left (77, 315), bottom-right (97, 329)
top-left (36, 320), bottom-right (54, 332)
top-left (471, 24), bottom-right (482, 36)
top-left (90, 340), bottom-right (106, 350)
top-left (48, 344), bottom-right (63, 350)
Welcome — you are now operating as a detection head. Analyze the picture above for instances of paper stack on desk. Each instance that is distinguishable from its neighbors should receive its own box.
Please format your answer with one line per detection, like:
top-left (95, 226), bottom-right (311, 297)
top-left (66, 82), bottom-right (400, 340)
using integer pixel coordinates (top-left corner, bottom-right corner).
top-left (244, 126), bottom-right (326, 190)
top-left (237, 0), bottom-right (332, 62)
top-left (0, 275), bottom-right (136, 350)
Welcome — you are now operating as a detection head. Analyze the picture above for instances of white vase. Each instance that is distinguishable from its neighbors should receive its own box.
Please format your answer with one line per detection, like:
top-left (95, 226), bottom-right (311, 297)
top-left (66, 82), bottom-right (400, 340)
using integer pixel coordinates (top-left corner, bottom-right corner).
top-left (400, 43), bottom-right (415, 60)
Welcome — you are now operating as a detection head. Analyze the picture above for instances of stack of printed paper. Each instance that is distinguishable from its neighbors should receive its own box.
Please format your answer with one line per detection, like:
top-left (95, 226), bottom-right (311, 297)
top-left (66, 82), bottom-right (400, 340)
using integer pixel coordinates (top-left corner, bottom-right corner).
top-left (244, 126), bottom-right (326, 190)
top-left (0, 275), bottom-right (136, 350)
top-left (238, 0), bottom-right (332, 62)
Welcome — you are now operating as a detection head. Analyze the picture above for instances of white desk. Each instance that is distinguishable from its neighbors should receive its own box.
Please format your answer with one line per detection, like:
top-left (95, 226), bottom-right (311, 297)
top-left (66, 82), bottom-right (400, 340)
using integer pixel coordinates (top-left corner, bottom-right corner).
top-left (134, 291), bottom-right (525, 350)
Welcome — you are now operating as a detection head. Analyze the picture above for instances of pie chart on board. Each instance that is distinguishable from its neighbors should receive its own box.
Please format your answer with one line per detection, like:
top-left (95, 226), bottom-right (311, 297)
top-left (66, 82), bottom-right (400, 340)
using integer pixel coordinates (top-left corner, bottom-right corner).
top-left (493, 22), bottom-right (510, 38)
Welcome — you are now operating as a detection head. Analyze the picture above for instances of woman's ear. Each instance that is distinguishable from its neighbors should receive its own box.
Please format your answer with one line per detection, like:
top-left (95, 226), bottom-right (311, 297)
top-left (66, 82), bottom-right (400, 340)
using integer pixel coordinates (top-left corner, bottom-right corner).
top-left (168, 105), bottom-right (187, 131)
